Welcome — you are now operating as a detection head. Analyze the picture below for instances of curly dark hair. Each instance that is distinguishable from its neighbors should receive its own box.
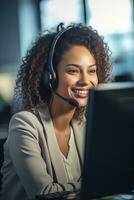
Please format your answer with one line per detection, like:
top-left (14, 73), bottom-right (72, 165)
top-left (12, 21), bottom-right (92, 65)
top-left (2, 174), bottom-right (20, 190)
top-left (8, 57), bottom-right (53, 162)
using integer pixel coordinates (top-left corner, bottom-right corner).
top-left (13, 23), bottom-right (112, 123)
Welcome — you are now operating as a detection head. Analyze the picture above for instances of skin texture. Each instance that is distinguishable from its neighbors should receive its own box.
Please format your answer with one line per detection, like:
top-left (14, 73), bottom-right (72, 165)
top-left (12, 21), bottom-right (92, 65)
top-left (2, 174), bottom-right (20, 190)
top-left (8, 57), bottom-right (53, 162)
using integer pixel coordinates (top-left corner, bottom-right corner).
top-left (56, 45), bottom-right (98, 108)
top-left (51, 45), bottom-right (98, 157)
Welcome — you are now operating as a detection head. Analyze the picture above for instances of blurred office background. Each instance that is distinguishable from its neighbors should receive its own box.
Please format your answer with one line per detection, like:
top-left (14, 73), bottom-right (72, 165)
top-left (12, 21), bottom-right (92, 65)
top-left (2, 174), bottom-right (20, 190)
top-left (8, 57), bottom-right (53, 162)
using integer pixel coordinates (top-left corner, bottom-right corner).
top-left (0, 0), bottom-right (134, 137)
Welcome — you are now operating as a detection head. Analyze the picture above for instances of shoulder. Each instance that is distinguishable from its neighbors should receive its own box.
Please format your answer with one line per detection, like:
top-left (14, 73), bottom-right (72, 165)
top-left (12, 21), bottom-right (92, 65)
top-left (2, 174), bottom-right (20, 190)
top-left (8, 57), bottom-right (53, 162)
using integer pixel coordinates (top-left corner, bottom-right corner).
top-left (10, 111), bottom-right (39, 127)
top-left (9, 109), bottom-right (45, 135)
top-left (10, 103), bottom-right (50, 127)
top-left (8, 111), bottom-right (44, 142)
top-left (9, 104), bottom-right (50, 133)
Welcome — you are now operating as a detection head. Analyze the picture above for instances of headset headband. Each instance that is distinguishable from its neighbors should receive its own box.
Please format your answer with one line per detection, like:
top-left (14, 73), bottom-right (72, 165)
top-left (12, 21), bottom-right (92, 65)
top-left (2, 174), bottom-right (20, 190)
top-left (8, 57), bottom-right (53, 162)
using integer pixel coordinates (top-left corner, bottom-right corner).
top-left (48, 26), bottom-right (73, 77)
top-left (43, 25), bottom-right (74, 89)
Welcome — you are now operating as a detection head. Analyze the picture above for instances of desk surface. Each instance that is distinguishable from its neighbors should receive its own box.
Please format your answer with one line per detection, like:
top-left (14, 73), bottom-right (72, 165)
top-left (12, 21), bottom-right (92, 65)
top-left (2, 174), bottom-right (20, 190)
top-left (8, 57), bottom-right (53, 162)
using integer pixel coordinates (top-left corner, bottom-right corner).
top-left (33, 192), bottom-right (134, 200)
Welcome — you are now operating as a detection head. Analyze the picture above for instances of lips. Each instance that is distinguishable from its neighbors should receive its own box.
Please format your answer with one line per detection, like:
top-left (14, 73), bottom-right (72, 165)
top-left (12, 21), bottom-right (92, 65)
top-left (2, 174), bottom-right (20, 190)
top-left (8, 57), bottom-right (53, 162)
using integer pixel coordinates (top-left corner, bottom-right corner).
top-left (72, 89), bottom-right (89, 98)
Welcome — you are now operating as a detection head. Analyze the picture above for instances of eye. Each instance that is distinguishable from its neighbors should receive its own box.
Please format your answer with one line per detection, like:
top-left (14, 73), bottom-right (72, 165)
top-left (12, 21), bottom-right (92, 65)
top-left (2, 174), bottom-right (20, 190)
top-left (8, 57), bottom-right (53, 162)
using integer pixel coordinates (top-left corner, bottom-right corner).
top-left (67, 68), bottom-right (80, 74)
top-left (88, 68), bottom-right (96, 74)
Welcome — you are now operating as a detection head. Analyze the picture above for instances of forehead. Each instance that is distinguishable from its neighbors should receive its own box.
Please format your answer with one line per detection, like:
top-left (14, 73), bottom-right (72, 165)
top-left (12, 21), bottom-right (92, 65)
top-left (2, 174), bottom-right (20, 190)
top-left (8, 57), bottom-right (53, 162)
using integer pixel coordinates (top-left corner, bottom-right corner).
top-left (59, 45), bottom-right (95, 66)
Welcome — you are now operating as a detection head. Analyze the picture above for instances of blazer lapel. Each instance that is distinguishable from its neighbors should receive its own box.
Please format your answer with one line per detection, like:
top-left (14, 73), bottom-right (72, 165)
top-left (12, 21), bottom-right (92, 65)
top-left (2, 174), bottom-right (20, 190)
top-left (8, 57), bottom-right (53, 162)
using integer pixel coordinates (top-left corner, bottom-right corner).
top-left (71, 119), bottom-right (86, 167)
top-left (36, 104), bottom-right (68, 183)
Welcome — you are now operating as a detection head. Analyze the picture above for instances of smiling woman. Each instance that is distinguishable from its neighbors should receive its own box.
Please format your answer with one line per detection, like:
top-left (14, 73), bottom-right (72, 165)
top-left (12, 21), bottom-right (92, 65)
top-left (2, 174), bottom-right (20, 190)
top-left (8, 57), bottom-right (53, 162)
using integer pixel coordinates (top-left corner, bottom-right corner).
top-left (56, 45), bottom-right (98, 107)
top-left (0, 23), bottom-right (112, 200)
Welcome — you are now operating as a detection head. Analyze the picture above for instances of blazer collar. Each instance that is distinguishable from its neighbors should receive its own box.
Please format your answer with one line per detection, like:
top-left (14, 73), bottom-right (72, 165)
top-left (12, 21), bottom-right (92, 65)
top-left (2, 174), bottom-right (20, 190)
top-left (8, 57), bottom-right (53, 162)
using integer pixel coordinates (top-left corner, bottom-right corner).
top-left (36, 104), bottom-right (67, 183)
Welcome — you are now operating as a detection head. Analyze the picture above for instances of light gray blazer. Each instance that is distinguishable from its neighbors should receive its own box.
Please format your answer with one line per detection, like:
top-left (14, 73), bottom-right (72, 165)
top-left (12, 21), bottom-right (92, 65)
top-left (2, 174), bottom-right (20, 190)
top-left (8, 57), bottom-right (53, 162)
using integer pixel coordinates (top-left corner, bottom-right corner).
top-left (0, 104), bottom-right (86, 200)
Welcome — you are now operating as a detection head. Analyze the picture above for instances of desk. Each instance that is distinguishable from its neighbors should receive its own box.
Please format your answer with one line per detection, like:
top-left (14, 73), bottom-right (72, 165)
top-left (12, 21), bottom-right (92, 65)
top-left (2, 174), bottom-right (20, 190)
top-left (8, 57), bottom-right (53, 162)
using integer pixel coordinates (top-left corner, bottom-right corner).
top-left (33, 193), bottom-right (134, 200)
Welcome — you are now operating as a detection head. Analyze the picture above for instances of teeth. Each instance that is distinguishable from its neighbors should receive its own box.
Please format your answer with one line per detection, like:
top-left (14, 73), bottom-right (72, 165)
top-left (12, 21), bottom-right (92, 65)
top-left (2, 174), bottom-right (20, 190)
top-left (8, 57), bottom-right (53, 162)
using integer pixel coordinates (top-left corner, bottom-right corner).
top-left (73, 89), bottom-right (88, 95)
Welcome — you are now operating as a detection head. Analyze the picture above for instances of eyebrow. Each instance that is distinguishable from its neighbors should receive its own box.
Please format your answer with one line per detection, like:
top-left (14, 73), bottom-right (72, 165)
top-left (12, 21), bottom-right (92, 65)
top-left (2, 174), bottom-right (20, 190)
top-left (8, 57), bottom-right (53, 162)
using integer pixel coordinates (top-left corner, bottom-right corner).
top-left (65, 63), bottom-right (96, 68)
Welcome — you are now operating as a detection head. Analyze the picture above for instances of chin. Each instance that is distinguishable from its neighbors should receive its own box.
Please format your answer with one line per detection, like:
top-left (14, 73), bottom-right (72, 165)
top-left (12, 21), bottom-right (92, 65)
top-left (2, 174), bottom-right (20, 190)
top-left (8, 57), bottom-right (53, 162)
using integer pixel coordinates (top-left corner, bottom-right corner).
top-left (77, 100), bottom-right (88, 107)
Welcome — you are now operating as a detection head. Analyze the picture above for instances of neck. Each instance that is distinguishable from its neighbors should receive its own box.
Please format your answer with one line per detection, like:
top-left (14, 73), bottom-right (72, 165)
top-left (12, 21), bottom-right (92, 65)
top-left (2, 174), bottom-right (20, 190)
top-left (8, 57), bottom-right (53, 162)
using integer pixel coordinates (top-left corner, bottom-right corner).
top-left (50, 95), bottom-right (76, 131)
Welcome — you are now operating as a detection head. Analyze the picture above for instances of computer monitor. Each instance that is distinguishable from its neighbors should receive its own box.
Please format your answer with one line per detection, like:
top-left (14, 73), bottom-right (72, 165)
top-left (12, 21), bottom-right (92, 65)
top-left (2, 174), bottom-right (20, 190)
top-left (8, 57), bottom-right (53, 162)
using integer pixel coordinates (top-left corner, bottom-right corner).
top-left (81, 82), bottom-right (134, 199)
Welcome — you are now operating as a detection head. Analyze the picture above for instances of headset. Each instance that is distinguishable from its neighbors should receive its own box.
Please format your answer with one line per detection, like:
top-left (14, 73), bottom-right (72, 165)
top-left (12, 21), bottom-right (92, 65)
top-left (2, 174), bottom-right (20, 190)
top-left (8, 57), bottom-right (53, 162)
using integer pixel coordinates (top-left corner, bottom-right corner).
top-left (42, 24), bottom-right (74, 90)
top-left (42, 24), bottom-right (79, 107)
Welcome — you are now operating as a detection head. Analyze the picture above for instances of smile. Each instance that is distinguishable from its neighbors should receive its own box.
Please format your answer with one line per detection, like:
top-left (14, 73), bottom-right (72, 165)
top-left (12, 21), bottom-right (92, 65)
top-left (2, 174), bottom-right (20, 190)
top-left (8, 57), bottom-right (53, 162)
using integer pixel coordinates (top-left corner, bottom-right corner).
top-left (72, 89), bottom-right (89, 98)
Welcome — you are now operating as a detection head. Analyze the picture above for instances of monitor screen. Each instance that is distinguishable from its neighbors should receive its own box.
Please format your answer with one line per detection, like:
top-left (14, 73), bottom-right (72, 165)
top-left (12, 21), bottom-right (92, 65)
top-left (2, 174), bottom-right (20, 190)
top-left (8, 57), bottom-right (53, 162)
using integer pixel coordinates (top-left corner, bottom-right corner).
top-left (81, 82), bottom-right (134, 199)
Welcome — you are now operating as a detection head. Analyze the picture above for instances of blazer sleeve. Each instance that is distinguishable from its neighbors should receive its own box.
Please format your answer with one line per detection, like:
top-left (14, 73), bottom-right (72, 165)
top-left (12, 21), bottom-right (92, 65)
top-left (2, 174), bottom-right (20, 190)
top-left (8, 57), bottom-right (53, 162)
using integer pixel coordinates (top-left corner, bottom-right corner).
top-left (8, 111), bottom-right (81, 199)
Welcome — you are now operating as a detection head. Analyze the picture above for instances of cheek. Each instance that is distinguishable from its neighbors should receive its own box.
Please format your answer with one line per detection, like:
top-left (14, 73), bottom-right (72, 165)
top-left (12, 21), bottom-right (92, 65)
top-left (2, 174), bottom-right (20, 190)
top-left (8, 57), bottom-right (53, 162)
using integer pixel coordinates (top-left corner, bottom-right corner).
top-left (59, 74), bottom-right (77, 87)
top-left (57, 76), bottom-right (78, 95)
top-left (94, 76), bottom-right (98, 87)
top-left (90, 75), bottom-right (98, 88)
top-left (57, 76), bottom-right (71, 91)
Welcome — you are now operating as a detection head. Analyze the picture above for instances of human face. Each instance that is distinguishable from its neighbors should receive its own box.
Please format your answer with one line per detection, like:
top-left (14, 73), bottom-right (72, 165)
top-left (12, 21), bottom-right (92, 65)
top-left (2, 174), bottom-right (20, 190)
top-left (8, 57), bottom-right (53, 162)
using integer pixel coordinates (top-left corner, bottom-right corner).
top-left (56, 45), bottom-right (98, 107)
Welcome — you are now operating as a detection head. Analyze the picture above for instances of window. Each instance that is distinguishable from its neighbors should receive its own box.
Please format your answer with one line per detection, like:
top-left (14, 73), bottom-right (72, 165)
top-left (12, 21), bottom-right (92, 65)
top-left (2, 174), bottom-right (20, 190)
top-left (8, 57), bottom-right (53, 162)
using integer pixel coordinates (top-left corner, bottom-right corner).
top-left (87, 0), bottom-right (134, 78)
top-left (40, 0), bottom-right (83, 30)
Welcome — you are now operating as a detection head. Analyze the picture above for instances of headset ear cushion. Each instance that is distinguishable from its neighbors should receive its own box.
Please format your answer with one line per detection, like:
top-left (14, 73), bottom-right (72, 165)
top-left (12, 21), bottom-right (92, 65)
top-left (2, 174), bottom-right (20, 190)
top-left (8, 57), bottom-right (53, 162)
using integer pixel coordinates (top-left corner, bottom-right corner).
top-left (43, 71), bottom-right (51, 89)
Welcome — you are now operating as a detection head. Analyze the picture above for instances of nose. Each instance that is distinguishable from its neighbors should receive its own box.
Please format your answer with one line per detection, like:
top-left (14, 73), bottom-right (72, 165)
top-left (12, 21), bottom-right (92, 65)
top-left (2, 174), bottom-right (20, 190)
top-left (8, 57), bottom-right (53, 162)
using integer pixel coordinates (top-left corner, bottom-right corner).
top-left (78, 72), bottom-right (96, 88)
top-left (78, 72), bottom-right (89, 86)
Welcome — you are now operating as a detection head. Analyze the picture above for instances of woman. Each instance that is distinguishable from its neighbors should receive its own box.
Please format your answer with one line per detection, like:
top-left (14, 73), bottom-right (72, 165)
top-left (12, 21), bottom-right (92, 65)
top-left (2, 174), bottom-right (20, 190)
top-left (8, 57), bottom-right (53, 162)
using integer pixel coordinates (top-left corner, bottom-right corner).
top-left (0, 23), bottom-right (111, 200)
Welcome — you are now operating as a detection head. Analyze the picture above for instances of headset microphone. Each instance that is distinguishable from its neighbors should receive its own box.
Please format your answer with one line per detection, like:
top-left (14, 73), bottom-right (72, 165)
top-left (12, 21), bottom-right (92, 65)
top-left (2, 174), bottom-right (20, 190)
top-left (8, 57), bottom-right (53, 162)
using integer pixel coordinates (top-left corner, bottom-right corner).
top-left (51, 88), bottom-right (79, 107)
